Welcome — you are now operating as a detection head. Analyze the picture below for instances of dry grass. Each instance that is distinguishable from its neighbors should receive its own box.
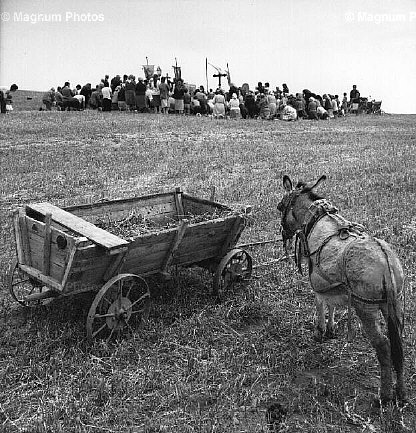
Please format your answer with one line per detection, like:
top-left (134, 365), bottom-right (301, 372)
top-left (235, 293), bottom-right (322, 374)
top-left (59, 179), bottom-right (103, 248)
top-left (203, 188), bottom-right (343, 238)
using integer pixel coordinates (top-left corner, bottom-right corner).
top-left (0, 112), bottom-right (415, 432)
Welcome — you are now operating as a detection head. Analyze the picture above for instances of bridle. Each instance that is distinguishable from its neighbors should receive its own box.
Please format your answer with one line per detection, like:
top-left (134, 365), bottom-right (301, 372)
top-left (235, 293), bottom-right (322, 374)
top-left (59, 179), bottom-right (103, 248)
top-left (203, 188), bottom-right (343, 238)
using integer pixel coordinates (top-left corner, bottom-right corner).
top-left (278, 189), bottom-right (302, 240)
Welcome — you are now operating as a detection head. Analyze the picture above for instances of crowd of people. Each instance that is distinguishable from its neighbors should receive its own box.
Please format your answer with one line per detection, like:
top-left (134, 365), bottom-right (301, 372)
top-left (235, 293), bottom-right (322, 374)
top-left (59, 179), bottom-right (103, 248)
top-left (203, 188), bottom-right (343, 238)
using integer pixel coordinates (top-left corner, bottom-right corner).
top-left (0, 84), bottom-right (19, 113)
top-left (2, 74), bottom-right (370, 120)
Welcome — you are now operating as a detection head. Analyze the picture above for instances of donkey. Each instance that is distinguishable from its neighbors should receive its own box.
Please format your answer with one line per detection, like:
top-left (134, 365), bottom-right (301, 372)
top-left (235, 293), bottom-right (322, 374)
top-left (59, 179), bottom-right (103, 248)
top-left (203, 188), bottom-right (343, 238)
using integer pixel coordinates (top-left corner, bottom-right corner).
top-left (277, 174), bottom-right (406, 405)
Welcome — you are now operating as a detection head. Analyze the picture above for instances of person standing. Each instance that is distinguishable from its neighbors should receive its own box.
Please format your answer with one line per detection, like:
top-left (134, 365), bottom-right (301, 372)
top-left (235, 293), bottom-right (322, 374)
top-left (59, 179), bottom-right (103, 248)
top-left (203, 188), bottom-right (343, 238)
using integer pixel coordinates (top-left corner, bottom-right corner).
top-left (111, 86), bottom-right (120, 111)
top-left (173, 79), bottom-right (185, 114)
top-left (183, 88), bottom-right (191, 115)
top-left (0, 84), bottom-right (18, 113)
top-left (125, 76), bottom-right (136, 111)
top-left (350, 85), bottom-right (360, 103)
top-left (158, 77), bottom-right (170, 114)
top-left (135, 77), bottom-right (147, 112)
top-left (341, 92), bottom-right (348, 116)
top-left (117, 84), bottom-right (127, 111)
top-left (80, 83), bottom-right (92, 108)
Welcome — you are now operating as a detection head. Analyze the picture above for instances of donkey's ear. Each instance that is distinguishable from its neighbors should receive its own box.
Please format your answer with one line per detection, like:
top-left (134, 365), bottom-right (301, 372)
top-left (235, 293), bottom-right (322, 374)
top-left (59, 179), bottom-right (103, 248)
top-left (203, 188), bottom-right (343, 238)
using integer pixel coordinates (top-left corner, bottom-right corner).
top-left (282, 175), bottom-right (293, 192)
top-left (310, 175), bottom-right (327, 190)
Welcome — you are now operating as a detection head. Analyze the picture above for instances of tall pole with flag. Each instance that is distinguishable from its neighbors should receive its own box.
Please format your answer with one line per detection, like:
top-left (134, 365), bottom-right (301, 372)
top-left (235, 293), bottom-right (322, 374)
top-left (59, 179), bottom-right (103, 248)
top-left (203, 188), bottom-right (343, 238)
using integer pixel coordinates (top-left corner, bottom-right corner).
top-left (205, 58), bottom-right (209, 92)
top-left (226, 63), bottom-right (231, 86)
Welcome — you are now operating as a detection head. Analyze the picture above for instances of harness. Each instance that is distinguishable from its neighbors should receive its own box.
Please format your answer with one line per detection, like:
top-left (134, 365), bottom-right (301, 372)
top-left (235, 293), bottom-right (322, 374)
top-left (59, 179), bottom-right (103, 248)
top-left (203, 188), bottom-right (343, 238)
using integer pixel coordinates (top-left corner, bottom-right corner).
top-left (290, 199), bottom-right (390, 341)
top-left (294, 199), bottom-right (388, 301)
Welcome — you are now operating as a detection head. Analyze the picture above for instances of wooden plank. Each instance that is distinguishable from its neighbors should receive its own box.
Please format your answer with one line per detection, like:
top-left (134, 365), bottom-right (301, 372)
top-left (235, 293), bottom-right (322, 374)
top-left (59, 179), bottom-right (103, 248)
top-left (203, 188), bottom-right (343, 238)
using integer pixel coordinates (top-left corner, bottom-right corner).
top-left (171, 245), bottom-right (222, 266)
top-left (60, 238), bottom-right (80, 289)
top-left (70, 203), bottom-right (177, 225)
top-left (13, 211), bottom-right (24, 265)
top-left (103, 250), bottom-right (128, 281)
top-left (218, 215), bottom-right (244, 257)
top-left (19, 264), bottom-right (63, 291)
top-left (160, 219), bottom-right (189, 272)
top-left (181, 193), bottom-right (231, 215)
top-left (64, 191), bottom-right (175, 213)
top-left (13, 211), bottom-right (32, 266)
top-left (64, 192), bottom-right (177, 223)
top-left (174, 187), bottom-right (184, 219)
top-left (43, 213), bottom-right (52, 276)
top-left (26, 202), bottom-right (128, 252)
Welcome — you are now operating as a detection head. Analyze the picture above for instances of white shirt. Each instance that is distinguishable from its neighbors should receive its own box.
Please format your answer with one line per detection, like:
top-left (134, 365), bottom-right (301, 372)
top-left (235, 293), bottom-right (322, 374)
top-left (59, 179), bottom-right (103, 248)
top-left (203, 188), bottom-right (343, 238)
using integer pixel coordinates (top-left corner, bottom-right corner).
top-left (101, 87), bottom-right (112, 100)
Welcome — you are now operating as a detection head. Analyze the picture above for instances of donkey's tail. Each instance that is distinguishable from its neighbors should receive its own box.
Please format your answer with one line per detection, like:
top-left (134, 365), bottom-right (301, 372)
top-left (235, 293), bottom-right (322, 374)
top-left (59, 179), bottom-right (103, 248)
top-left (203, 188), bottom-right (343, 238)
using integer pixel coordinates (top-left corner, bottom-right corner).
top-left (376, 238), bottom-right (404, 376)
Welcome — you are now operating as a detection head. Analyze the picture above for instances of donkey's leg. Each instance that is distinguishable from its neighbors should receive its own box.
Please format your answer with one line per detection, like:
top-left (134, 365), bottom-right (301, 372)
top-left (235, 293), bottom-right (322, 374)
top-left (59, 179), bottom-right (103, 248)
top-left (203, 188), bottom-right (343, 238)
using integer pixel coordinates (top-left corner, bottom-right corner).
top-left (381, 308), bottom-right (407, 403)
top-left (354, 303), bottom-right (393, 404)
top-left (314, 294), bottom-right (327, 341)
top-left (325, 304), bottom-right (336, 339)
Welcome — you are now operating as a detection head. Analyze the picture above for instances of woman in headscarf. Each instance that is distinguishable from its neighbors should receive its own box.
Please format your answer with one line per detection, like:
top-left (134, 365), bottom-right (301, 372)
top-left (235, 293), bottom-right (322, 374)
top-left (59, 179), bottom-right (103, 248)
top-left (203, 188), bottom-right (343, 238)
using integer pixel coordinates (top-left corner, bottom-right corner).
top-left (125, 75), bottom-right (136, 111)
top-left (228, 93), bottom-right (240, 119)
top-left (135, 77), bottom-right (147, 112)
top-left (212, 88), bottom-right (226, 119)
top-left (173, 79), bottom-right (185, 114)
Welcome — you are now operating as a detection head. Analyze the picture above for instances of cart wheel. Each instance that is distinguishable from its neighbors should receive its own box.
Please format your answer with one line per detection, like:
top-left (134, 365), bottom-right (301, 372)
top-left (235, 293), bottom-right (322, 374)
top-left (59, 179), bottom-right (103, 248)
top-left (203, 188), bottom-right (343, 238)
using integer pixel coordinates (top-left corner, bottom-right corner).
top-left (87, 273), bottom-right (151, 341)
top-left (8, 259), bottom-right (47, 307)
top-left (213, 249), bottom-right (252, 298)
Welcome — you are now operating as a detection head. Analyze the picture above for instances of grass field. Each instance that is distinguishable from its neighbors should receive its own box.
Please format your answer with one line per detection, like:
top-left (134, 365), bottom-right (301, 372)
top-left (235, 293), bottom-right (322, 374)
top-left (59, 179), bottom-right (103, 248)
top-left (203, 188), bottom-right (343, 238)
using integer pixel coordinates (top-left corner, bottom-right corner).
top-left (0, 111), bottom-right (415, 432)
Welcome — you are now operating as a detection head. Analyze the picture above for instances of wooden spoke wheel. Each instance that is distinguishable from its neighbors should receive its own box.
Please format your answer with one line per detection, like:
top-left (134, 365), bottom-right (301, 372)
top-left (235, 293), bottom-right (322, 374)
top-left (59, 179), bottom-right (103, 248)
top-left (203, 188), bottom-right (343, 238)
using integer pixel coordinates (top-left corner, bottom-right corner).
top-left (87, 273), bottom-right (151, 341)
top-left (213, 249), bottom-right (252, 298)
top-left (8, 259), bottom-right (47, 307)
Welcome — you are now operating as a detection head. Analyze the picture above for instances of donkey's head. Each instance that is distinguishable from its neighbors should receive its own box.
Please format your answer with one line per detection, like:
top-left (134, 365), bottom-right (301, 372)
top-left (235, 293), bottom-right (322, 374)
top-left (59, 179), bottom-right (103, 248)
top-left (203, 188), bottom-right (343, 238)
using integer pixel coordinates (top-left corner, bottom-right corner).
top-left (277, 175), bottom-right (327, 240)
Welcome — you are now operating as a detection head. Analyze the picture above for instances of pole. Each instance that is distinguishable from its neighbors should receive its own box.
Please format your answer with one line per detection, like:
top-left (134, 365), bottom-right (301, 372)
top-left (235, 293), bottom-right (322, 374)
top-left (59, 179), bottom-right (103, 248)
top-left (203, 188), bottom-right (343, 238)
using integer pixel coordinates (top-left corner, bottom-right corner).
top-left (205, 57), bottom-right (209, 92)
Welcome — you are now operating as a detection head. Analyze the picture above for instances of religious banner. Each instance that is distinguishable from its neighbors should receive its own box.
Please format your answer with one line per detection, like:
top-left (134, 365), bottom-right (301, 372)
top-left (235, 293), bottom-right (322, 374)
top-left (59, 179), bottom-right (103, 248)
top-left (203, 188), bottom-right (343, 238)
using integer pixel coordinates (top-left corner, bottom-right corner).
top-left (143, 65), bottom-right (155, 81)
top-left (172, 66), bottom-right (181, 81)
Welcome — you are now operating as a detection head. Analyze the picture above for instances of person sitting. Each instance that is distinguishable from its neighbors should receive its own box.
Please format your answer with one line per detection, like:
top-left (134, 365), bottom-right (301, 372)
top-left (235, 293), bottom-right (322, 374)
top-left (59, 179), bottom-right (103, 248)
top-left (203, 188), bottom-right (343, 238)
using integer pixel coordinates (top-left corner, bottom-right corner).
top-left (191, 95), bottom-right (202, 115)
top-left (80, 83), bottom-right (92, 108)
top-left (244, 91), bottom-right (256, 118)
top-left (61, 82), bottom-right (80, 110)
top-left (212, 88), bottom-right (226, 118)
top-left (294, 94), bottom-right (307, 119)
top-left (101, 84), bottom-right (112, 111)
top-left (317, 105), bottom-right (329, 120)
top-left (281, 104), bottom-right (297, 121)
top-left (258, 94), bottom-right (270, 119)
top-left (0, 84), bottom-right (18, 113)
top-left (42, 87), bottom-right (55, 111)
top-left (267, 92), bottom-right (277, 118)
top-left (89, 85), bottom-right (102, 110)
top-left (194, 87), bottom-right (208, 114)
top-left (228, 93), bottom-right (241, 119)
top-left (308, 97), bottom-right (318, 120)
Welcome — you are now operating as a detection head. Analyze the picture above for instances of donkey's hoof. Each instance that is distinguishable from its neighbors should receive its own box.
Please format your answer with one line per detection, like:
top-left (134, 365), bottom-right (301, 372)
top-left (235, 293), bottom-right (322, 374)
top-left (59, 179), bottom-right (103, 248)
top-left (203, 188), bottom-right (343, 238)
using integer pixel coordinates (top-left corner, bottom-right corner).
top-left (325, 328), bottom-right (337, 340)
top-left (395, 389), bottom-right (409, 407)
top-left (313, 330), bottom-right (324, 343)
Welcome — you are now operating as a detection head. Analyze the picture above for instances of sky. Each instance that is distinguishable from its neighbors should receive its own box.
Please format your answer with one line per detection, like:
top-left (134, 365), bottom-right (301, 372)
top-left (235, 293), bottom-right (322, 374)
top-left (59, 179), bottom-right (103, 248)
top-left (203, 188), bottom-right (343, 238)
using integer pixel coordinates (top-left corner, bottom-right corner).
top-left (1, 0), bottom-right (415, 113)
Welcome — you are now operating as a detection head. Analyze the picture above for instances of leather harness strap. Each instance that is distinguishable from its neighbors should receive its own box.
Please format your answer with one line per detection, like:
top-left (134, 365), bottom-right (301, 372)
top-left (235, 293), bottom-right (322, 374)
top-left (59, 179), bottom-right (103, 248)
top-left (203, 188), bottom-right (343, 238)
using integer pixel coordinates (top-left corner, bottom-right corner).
top-left (294, 200), bottom-right (388, 305)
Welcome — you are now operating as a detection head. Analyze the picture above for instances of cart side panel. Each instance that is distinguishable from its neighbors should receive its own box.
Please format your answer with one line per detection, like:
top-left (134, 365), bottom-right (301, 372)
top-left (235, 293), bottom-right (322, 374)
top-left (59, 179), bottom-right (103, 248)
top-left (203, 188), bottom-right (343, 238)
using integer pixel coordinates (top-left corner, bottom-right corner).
top-left (63, 246), bottom-right (115, 294)
top-left (182, 194), bottom-right (230, 216)
top-left (121, 230), bottom-right (177, 275)
top-left (64, 193), bottom-right (179, 225)
top-left (23, 216), bottom-right (79, 287)
top-left (171, 216), bottom-right (244, 266)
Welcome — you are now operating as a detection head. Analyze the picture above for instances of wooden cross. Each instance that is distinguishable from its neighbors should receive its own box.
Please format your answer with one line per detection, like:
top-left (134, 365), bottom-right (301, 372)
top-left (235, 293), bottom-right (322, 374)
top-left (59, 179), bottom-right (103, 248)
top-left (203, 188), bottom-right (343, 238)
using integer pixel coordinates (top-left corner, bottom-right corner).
top-left (213, 72), bottom-right (228, 87)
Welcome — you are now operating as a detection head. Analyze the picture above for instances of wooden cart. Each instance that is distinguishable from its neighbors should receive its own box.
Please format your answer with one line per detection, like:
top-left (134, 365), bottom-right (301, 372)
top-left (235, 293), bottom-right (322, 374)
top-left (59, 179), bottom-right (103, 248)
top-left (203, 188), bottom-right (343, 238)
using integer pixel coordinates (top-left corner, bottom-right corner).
top-left (8, 188), bottom-right (252, 340)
